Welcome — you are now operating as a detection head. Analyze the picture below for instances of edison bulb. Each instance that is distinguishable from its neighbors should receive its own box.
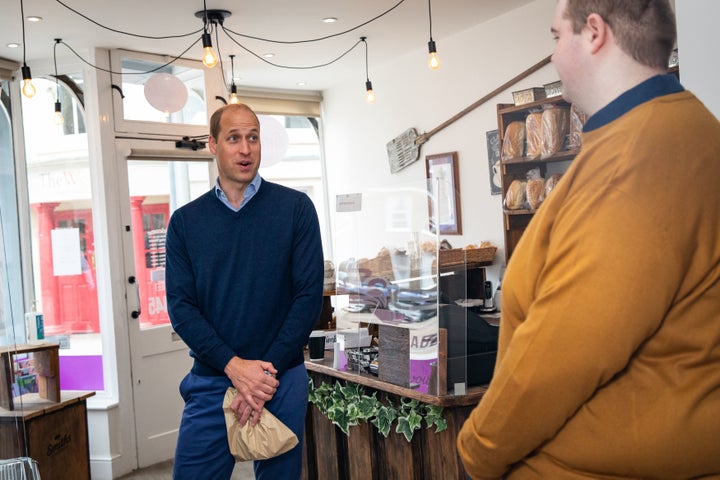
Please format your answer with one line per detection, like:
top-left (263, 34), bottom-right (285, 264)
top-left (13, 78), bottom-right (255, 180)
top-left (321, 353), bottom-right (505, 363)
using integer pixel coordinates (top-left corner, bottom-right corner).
top-left (53, 102), bottom-right (64, 125)
top-left (201, 33), bottom-right (218, 68)
top-left (22, 79), bottom-right (37, 98)
top-left (427, 40), bottom-right (440, 71)
top-left (229, 93), bottom-right (239, 104)
top-left (365, 80), bottom-right (375, 104)
top-left (202, 47), bottom-right (218, 68)
top-left (428, 52), bottom-right (441, 71)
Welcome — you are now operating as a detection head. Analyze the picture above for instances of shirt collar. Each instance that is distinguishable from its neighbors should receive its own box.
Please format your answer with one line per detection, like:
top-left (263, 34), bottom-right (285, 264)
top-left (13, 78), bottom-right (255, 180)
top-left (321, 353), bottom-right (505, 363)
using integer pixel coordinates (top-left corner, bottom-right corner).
top-left (214, 173), bottom-right (262, 210)
top-left (584, 74), bottom-right (684, 132)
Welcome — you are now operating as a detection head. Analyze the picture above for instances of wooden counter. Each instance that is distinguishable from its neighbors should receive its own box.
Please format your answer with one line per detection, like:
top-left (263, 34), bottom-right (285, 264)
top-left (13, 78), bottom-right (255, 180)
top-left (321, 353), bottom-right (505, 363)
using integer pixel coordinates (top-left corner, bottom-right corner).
top-left (0, 391), bottom-right (95, 480)
top-left (302, 354), bottom-right (487, 480)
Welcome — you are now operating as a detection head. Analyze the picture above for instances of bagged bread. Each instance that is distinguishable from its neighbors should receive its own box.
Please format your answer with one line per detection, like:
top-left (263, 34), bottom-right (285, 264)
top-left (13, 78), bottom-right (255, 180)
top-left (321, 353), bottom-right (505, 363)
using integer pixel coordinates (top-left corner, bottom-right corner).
top-left (545, 173), bottom-right (562, 196)
top-left (526, 178), bottom-right (546, 210)
top-left (568, 103), bottom-right (587, 150)
top-left (525, 111), bottom-right (543, 159)
top-left (504, 179), bottom-right (527, 210)
top-left (501, 121), bottom-right (526, 161)
top-left (223, 388), bottom-right (298, 461)
top-left (541, 106), bottom-right (570, 158)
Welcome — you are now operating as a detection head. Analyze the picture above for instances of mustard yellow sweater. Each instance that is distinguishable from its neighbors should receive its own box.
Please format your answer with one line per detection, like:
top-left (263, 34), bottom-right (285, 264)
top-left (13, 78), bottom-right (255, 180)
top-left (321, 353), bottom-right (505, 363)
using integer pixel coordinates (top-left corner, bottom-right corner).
top-left (458, 79), bottom-right (720, 479)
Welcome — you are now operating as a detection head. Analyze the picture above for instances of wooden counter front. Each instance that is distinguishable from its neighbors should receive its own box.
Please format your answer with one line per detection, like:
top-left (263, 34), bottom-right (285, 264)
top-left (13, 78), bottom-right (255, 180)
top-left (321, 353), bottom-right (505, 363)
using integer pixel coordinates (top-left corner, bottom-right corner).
top-left (0, 391), bottom-right (95, 480)
top-left (302, 354), bottom-right (487, 480)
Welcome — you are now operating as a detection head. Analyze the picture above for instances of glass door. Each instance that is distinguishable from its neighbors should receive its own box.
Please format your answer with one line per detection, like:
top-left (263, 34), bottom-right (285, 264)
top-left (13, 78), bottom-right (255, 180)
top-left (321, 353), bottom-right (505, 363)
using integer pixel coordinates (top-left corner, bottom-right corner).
top-left (117, 141), bottom-right (214, 467)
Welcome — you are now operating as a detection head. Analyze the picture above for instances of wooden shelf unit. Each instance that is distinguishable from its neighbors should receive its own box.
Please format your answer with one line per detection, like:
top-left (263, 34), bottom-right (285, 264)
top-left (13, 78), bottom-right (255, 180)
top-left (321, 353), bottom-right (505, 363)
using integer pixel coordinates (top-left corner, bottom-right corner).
top-left (496, 97), bottom-right (577, 261)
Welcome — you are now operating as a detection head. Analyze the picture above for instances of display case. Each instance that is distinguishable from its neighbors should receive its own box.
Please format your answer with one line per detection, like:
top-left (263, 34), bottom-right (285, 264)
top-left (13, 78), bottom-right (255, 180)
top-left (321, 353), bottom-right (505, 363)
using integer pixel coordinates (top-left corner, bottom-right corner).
top-left (331, 181), bottom-right (497, 396)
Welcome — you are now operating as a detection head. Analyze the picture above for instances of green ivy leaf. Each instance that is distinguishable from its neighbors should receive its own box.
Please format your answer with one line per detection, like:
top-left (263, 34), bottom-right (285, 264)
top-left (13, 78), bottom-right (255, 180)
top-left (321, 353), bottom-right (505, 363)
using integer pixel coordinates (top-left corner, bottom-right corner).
top-left (395, 408), bottom-right (423, 442)
top-left (328, 403), bottom-right (356, 435)
top-left (423, 405), bottom-right (447, 433)
top-left (356, 392), bottom-right (380, 421)
top-left (371, 404), bottom-right (397, 438)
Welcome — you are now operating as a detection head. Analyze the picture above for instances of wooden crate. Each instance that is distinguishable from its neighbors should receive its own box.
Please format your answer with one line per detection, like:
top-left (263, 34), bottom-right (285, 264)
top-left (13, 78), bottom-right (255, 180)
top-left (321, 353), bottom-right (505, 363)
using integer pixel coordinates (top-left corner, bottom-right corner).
top-left (0, 343), bottom-right (60, 411)
top-left (0, 392), bottom-right (93, 480)
top-left (377, 325), bottom-right (410, 388)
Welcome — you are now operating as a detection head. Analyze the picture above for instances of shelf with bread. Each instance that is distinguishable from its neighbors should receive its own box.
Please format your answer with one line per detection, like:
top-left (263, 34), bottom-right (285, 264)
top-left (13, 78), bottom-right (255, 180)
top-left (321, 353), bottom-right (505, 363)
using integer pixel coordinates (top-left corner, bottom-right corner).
top-left (496, 92), bottom-right (587, 261)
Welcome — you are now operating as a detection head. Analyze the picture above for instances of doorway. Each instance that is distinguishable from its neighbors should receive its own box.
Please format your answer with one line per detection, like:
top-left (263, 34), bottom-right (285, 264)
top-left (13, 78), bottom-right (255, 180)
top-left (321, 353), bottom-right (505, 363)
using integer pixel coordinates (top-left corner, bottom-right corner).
top-left (117, 140), bottom-right (215, 467)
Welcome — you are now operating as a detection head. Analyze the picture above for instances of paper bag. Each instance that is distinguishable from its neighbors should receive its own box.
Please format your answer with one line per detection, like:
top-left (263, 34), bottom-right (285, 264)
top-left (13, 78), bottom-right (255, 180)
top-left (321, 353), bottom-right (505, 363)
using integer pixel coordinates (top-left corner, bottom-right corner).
top-left (222, 387), bottom-right (299, 461)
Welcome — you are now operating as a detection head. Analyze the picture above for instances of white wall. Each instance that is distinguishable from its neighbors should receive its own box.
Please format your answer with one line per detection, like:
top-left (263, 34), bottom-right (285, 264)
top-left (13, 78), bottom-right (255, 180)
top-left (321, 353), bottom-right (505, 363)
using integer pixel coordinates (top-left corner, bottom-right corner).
top-left (322, 0), bottom-right (557, 285)
top-left (675, 0), bottom-right (720, 117)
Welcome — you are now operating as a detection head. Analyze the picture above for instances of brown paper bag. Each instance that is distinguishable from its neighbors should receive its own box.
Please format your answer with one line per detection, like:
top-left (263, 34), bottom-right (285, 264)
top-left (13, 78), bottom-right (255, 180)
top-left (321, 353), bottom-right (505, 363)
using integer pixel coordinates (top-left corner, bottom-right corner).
top-left (222, 387), bottom-right (299, 461)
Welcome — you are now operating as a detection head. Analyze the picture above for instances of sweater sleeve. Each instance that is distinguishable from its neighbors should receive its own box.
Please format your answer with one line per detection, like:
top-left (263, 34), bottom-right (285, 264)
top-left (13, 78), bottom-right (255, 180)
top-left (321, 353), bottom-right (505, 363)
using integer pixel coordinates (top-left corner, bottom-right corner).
top-left (457, 185), bottom-right (681, 478)
top-left (262, 194), bottom-right (324, 374)
top-left (165, 207), bottom-right (238, 372)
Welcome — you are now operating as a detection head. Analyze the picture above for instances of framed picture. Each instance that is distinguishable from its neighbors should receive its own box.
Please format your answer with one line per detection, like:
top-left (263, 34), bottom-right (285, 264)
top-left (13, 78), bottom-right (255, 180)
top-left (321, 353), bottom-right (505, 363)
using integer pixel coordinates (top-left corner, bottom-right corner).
top-left (425, 151), bottom-right (462, 235)
top-left (486, 130), bottom-right (502, 195)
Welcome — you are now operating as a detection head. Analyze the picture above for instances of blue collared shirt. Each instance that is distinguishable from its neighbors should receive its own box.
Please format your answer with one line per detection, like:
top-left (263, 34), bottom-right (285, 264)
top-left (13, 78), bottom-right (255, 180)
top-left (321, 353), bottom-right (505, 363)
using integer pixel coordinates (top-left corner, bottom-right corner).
top-left (584, 74), bottom-right (684, 132)
top-left (214, 174), bottom-right (262, 212)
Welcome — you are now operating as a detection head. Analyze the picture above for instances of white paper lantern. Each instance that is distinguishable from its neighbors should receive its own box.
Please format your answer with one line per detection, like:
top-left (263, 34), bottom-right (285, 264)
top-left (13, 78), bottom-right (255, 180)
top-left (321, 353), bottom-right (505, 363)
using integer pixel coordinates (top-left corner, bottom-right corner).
top-left (143, 73), bottom-right (188, 114)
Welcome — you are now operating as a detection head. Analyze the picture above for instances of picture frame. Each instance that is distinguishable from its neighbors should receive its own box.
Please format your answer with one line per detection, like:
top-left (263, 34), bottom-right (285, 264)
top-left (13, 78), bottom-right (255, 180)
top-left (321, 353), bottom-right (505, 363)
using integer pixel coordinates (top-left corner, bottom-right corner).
top-left (425, 151), bottom-right (462, 235)
top-left (486, 130), bottom-right (502, 195)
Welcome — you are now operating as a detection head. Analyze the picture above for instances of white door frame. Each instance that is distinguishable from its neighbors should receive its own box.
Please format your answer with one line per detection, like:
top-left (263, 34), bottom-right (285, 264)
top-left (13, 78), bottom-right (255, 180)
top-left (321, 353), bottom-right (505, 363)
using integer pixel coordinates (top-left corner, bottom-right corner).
top-left (116, 137), bottom-right (214, 467)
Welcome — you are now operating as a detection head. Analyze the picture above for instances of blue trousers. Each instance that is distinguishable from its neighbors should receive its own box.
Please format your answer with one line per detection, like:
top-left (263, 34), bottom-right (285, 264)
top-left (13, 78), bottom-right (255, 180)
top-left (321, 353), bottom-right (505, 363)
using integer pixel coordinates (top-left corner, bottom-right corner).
top-left (173, 363), bottom-right (308, 480)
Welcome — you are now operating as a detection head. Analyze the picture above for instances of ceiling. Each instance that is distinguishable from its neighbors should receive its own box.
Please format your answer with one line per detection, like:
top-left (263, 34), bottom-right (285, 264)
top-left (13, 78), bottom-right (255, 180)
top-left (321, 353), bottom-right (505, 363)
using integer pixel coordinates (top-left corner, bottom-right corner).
top-left (1, 0), bottom-right (534, 91)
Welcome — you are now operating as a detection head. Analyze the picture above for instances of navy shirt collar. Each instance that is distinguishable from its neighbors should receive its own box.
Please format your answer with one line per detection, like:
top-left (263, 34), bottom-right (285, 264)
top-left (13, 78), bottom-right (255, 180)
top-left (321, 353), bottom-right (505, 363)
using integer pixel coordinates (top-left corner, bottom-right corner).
top-left (584, 74), bottom-right (684, 132)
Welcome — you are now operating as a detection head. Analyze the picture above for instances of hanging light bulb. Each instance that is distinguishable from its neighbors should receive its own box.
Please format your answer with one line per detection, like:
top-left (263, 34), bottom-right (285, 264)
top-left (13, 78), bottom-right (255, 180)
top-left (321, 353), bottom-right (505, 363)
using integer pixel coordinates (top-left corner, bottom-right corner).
top-left (21, 65), bottom-right (36, 98)
top-left (19, 0), bottom-right (36, 98)
top-left (426, 0), bottom-right (440, 71)
top-left (51, 39), bottom-right (64, 124)
top-left (228, 54), bottom-right (239, 103)
top-left (229, 84), bottom-right (239, 104)
top-left (428, 40), bottom-right (440, 71)
top-left (365, 80), bottom-right (375, 104)
top-left (194, 9), bottom-right (231, 69)
top-left (53, 101), bottom-right (64, 125)
top-left (201, 32), bottom-right (218, 68)
top-left (361, 37), bottom-right (375, 104)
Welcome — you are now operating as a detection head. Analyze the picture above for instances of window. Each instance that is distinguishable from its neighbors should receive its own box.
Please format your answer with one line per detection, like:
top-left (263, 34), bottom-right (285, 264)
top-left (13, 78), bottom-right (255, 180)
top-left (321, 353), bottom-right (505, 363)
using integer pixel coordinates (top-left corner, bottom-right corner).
top-left (110, 49), bottom-right (212, 136)
top-left (0, 78), bottom-right (24, 347)
top-left (20, 75), bottom-right (104, 391)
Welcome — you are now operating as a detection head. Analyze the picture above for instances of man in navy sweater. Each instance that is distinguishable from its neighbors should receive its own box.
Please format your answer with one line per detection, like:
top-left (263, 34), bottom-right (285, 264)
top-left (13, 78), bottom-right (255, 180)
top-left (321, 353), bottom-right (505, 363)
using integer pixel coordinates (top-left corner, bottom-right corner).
top-left (165, 103), bottom-right (324, 479)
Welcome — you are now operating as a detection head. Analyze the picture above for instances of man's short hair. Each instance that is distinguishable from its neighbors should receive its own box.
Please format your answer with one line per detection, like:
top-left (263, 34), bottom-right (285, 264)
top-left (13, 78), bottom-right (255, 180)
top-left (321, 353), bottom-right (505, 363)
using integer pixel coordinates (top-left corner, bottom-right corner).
top-left (209, 103), bottom-right (260, 139)
top-left (563, 0), bottom-right (676, 70)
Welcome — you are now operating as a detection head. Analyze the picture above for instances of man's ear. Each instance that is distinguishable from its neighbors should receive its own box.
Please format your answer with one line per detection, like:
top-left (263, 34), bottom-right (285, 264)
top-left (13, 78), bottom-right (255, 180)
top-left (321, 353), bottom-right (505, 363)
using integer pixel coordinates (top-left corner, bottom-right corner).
top-left (208, 135), bottom-right (217, 155)
top-left (585, 12), bottom-right (609, 54)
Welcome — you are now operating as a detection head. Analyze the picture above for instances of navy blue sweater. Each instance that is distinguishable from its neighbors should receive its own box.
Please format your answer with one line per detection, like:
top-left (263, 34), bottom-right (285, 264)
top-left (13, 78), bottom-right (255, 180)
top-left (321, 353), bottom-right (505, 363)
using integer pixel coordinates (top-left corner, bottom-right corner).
top-left (165, 180), bottom-right (324, 376)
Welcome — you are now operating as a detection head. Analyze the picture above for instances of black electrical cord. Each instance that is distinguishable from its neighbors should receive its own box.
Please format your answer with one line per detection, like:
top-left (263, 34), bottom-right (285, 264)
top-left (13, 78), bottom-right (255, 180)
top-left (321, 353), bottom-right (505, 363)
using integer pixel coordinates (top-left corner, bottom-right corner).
top-left (58, 38), bottom-right (201, 75)
top-left (49, 0), bottom-right (406, 77)
top-left (223, 0), bottom-right (406, 44)
top-left (53, 0), bottom-right (202, 39)
top-left (221, 27), bottom-right (363, 70)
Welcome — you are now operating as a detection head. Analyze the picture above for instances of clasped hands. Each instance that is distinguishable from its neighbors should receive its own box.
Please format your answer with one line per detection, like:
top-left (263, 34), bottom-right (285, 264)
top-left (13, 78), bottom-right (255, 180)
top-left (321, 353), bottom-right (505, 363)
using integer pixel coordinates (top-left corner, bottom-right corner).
top-left (224, 356), bottom-right (279, 427)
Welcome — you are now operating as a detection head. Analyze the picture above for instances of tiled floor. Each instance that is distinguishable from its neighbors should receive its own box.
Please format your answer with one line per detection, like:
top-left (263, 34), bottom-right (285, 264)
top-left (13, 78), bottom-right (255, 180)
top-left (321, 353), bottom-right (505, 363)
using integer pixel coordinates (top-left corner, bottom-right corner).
top-left (118, 459), bottom-right (254, 479)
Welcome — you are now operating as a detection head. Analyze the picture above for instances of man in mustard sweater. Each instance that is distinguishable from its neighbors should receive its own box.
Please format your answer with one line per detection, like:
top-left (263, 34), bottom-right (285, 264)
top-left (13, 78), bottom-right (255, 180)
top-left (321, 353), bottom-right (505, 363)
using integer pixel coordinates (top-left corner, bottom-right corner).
top-left (457, 1), bottom-right (720, 478)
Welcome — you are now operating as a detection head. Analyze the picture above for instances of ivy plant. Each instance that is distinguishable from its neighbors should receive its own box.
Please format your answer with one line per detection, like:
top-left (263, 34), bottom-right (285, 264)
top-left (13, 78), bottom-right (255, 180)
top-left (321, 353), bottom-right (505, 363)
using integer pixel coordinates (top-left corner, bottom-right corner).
top-left (308, 377), bottom-right (447, 442)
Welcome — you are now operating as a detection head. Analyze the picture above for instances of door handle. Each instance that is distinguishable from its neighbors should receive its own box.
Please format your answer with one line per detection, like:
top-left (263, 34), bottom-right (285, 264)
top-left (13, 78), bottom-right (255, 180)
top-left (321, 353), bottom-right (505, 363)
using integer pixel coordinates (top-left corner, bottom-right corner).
top-left (128, 275), bottom-right (141, 319)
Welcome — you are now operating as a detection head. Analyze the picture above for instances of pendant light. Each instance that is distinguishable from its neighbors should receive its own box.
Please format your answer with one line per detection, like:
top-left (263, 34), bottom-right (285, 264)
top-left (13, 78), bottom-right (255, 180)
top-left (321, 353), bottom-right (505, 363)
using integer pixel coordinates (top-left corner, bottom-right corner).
top-left (228, 54), bottom-right (239, 104)
top-left (201, 32), bottom-right (218, 68)
top-left (361, 37), bottom-right (375, 104)
top-left (427, 0), bottom-right (440, 71)
top-left (52, 39), bottom-right (64, 125)
top-left (19, 0), bottom-right (36, 98)
top-left (194, 8), bottom-right (231, 69)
